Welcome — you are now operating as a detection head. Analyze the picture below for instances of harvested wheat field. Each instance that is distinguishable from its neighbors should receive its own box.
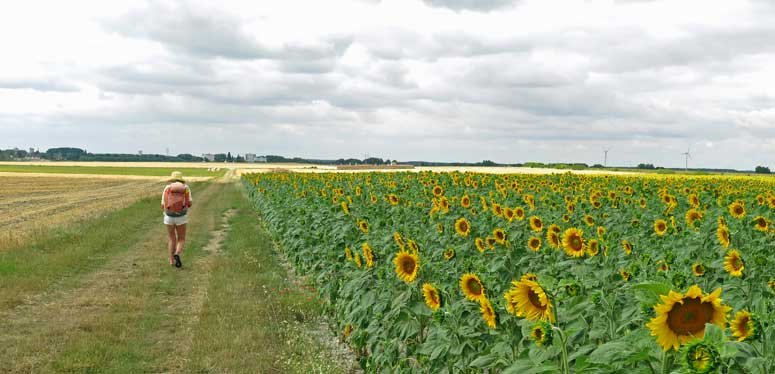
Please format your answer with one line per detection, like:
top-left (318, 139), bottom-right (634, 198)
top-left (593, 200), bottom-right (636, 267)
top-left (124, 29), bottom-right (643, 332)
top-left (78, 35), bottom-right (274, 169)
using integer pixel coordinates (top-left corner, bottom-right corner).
top-left (0, 175), bottom-right (163, 249)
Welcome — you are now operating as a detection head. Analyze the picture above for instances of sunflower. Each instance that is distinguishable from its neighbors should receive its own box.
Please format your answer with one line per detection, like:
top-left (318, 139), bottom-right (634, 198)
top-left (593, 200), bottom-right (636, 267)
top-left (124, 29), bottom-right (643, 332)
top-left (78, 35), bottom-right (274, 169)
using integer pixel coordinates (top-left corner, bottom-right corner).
top-left (345, 246), bottom-right (353, 261)
top-left (353, 253), bottom-right (362, 268)
top-left (548, 224), bottom-right (561, 234)
top-left (562, 214), bottom-right (571, 223)
top-left (422, 283), bottom-right (441, 311)
top-left (728, 200), bottom-right (745, 219)
top-left (586, 239), bottom-right (600, 256)
top-left (357, 220), bottom-right (369, 234)
top-left (485, 236), bottom-right (496, 249)
top-left (342, 324), bottom-right (353, 340)
top-left (646, 285), bottom-right (731, 351)
top-left (479, 298), bottom-right (497, 329)
top-left (460, 194), bottom-right (471, 209)
top-left (688, 194), bottom-right (700, 208)
top-left (370, 194), bottom-right (378, 204)
top-left (436, 222), bottom-right (444, 233)
top-left (753, 216), bottom-right (769, 232)
top-left (341, 201), bottom-right (350, 215)
top-left (654, 219), bottom-right (668, 236)
top-left (362, 243), bottom-right (374, 268)
top-left (474, 237), bottom-right (486, 253)
top-left (393, 232), bottom-right (405, 249)
top-left (443, 248), bottom-right (455, 260)
top-left (729, 310), bottom-right (759, 342)
top-left (583, 215), bottom-right (595, 227)
top-left (685, 209), bottom-right (703, 228)
top-left (716, 224), bottom-right (730, 248)
top-left (692, 263), bottom-right (706, 277)
top-left (562, 228), bottom-right (585, 258)
top-left (521, 273), bottom-right (538, 282)
top-left (503, 207), bottom-right (515, 222)
top-left (620, 269), bottom-right (631, 281)
top-left (492, 203), bottom-right (503, 217)
top-left (460, 273), bottom-right (486, 302)
top-left (387, 194), bottom-right (399, 206)
top-left (545, 232), bottom-right (560, 250)
top-left (723, 249), bottom-right (744, 277)
top-left (454, 217), bottom-right (471, 237)
top-left (529, 216), bottom-right (544, 232)
top-left (530, 321), bottom-right (553, 347)
top-left (432, 185), bottom-right (444, 197)
top-left (493, 228), bottom-right (507, 245)
top-left (622, 239), bottom-right (633, 255)
top-left (503, 278), bottom-right (554, 322)
top-left (657, 261), bottom-right (669, 272)
top-left (393, 251), bottom-right (419, 283)
top-left (407, 239), bottom-right (419, 253)
top-left (515, 207), bottom-right (526, 220)
top-left (682, 340), bottom-right (720, 374)
top-left (596, 226), bottom-right (606, 237)
top-left (527, 237), bottom-right (541, 252)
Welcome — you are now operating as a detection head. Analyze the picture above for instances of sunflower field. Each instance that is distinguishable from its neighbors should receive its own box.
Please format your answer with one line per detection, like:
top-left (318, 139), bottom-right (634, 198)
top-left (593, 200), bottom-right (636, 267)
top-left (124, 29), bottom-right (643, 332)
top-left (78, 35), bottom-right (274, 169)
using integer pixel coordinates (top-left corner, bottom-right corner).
top-left (244, 171), bottom-right (775, 373)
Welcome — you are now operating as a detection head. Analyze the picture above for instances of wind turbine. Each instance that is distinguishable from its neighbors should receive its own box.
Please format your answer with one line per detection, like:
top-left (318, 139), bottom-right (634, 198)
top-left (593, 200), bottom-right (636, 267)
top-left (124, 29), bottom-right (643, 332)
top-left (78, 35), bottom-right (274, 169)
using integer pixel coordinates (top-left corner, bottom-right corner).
top-left (682, 147), bottom-right (692, 171)
top-left (603, 147), bottom-right (612, 168)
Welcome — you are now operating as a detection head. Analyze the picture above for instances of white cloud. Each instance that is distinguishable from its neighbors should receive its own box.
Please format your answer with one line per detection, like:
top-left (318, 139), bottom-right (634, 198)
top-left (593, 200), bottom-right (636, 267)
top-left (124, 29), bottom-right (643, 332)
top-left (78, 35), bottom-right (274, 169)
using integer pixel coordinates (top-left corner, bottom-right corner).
top-left (0, 0), bottom-right (774, 169)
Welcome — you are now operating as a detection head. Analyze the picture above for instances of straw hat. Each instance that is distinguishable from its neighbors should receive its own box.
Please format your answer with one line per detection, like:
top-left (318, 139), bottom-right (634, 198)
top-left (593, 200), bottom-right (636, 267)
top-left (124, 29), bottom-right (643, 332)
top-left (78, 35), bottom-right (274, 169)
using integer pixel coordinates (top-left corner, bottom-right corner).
top-left (169, 171), bottom-right (185, 183)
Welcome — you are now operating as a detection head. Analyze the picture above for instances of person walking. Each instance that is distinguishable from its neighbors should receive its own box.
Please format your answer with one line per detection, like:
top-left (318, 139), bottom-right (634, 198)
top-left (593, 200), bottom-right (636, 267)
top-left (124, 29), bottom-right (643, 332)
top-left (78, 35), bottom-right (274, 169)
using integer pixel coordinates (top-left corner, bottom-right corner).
top-left (161, 171), bottom-right (192, 268)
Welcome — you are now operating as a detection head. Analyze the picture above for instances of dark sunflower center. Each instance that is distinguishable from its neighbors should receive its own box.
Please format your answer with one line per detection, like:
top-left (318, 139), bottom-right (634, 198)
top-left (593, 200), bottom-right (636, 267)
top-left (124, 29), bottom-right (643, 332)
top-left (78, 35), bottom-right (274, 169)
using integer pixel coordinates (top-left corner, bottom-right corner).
top-left (571, 236), bottom-right (582, 251)
top-left (467, 279), bottom-right (482, 295)
top-left (496, 231), bottom-right (504, 240)
top-left (533, 329), bottom-right (543, 340)
top-left (400, 258), bottom-right (416, 274)
top-left (429, 290), bottom-right (438, 304)
top-left (459, 222), bottom-right (468, 231)
top-left (667, 297), bottom-right (714, 335)
top-left (527, 289), bottom-right (544, 310)
top-left (530, 239), bottom-right (539, 248)
top-left (657, 223), bottom-right (666, 231)
top-left (736, 316), bottom-right (750, 334)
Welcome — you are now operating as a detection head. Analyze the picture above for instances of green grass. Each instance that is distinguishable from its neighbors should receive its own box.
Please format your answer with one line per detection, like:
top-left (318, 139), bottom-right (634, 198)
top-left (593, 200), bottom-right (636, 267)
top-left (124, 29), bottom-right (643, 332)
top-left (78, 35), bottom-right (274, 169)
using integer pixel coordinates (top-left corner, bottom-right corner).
top-left (1, 182), bottom-right (352, 373)
top-left (0, 164), bottom-right (225, 177)
top-left (186, 188), bottom-right (349, 373)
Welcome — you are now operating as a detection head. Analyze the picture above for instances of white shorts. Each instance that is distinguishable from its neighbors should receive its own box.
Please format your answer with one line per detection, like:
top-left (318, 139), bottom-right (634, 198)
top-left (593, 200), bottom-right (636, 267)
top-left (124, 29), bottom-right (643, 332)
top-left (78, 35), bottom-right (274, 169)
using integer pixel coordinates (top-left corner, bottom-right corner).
top-left (164, 214), bottom-right (188, 226)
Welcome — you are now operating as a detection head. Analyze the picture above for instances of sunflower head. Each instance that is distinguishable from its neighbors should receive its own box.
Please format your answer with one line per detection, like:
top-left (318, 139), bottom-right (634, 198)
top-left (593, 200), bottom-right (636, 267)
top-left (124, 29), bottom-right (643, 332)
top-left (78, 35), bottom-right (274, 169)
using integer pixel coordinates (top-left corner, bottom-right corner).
top-left (393, 251), bottom-right (419, 283)
top-left (596, 226), bottom-right (606, 237)
top-left (654, 219), bottom-right (668, 236)
top-left (353, 252), bottom-right (362, 268)
top-left (646, 285), bottom-right (731, 351)
top-left (728, 200), bottom-right (745, 219)
top-left (753, 216), bottom-right (769, 232)
top-left (685, 209), bottom-right (703, 228)
top-left (479, 298), bottom-right (497, 329)
top-left (460, 195), bottom-right (471, 208)
top-left (454, 217), bottom-right (471, 237)
top-left (357, 219), bottom-right (369, 234)
top-left (530, 321), bottom-right (553, 347)
top-left (514, 207), bottom-right (525, 220)
top-left (586, 239), bottom-right (600, 256)
top-left (716, 224), bottom-right (731, 248)
top-left (422, 283), bottom-right (441, 311)
top-left (562, 228), bottom-right (585, 258)
top-left (443, 248), bottom-right (455, 260)
top-left (503, 278), bottom-right (554, 322)
top-left (692, 263), bottom-right (706, 277)
top-left (460, 273), bottom-right (486, 302)
top-left (527, 237), bottom-right (542, 252)
top-left (729, 310), bottom-right (760, 342)
top-left (474, 237), bottom-right (486, 253)
top-left (345, 246), bottom-right (353, 261)
top-left (387, 194), bottom-right (399, 206)
top-left (340, 201), bottom-right (350, 215)
top-left (723, 249), bottom-right (744, 277)
top-left (619, 269), bottom-right (631, 282)
top-left (622, 239), bottom-right (633, 255)
top-left (432, 185), bottom-right (444, 197)
top-left (493, 228), bottom-right (507, 245)
top-left (393, 232), bottom-right (405, 249)
top-left (529, 216), bottom-right (544, 232)
top-left (362, 243), bottom-right (375, 268)
top-left (584, 215), bottom-right (595, 226)
top-left (546, 230), bottom-right (560, 249)
top-left (681, 339), bottom-right (721, 374)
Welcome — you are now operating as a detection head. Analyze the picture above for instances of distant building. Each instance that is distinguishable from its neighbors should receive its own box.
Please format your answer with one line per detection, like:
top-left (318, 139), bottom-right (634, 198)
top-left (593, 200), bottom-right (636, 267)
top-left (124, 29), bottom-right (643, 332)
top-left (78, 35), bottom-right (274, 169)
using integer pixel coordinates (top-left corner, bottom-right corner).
top-left (202, 153), bottom-right (216, 162)
top-left (245, 153), bottom-right (257, 163)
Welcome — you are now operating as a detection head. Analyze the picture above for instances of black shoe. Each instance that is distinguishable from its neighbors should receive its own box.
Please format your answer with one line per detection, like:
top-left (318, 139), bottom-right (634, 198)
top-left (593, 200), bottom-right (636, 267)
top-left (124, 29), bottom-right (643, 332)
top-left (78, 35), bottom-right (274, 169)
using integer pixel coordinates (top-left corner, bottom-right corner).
top-left (174, 254), bottom-right (182, 268)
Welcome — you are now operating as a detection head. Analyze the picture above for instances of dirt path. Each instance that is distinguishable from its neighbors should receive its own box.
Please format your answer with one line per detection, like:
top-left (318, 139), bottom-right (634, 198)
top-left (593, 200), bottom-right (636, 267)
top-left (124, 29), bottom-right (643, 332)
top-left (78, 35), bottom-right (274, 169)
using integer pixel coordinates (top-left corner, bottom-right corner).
top-left (0, 183), bottom-right (225, 372)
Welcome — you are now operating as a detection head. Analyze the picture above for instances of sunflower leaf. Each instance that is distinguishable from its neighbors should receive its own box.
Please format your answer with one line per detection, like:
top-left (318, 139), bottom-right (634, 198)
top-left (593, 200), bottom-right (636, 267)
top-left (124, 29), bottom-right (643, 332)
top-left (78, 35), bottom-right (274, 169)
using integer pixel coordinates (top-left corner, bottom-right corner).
top-left (588, 341), bottom-right (631, 364)
top-left (631, 282), bottom-right (672, 307)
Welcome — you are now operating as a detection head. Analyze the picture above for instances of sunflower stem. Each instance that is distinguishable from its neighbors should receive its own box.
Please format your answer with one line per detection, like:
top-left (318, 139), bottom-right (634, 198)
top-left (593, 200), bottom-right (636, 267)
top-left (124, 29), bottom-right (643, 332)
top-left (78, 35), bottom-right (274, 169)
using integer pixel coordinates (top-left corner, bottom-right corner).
top-left (660, 350), bottom-right (671, 374)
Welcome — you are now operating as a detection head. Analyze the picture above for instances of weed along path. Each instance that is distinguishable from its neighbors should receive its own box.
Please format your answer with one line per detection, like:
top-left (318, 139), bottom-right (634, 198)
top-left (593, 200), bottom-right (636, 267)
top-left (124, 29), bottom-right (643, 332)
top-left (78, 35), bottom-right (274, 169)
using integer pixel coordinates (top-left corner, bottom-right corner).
top-left (0, 182), bottom-right (356, 373)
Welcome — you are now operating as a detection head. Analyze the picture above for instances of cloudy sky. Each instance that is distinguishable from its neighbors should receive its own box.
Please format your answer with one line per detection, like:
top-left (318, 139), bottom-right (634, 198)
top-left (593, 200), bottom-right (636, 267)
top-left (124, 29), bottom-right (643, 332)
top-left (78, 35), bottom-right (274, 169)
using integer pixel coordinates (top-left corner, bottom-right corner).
top-left (1, 0), bottom-right (774, 169)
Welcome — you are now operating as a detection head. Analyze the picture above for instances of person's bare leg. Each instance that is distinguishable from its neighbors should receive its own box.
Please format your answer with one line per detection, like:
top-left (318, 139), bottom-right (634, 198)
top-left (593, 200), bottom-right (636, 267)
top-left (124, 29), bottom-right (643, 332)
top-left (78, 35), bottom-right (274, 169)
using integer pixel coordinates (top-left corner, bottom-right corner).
top-left (174, 224), bottom-right (186, 255)
top-left (166, 224), bottom-right (177, 265)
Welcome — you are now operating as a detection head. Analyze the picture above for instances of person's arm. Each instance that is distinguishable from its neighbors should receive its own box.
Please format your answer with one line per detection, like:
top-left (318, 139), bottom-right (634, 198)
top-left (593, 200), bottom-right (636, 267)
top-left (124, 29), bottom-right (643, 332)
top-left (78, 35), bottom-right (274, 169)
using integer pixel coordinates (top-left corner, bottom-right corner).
top-left (186, 185), bottom-right (193, 207)
top-left (161, 185), bottom-right (168, 210)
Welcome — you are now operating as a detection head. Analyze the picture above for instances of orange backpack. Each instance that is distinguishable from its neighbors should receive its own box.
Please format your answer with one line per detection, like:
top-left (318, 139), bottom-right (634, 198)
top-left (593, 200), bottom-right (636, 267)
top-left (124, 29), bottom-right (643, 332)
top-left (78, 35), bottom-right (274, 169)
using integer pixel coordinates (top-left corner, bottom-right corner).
top-left (164, 182), bottom-right (190, 216)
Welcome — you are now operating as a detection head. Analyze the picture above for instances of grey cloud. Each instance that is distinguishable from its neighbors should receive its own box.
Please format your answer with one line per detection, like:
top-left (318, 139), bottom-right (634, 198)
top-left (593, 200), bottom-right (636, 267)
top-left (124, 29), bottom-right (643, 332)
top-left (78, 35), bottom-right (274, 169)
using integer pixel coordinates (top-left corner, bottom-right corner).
top-left (0, 78), bottom-right (79, 92)
top-left (107, 2), bottom-right (351, 61)
top-left (422, 0), bottom-right (515, 11)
